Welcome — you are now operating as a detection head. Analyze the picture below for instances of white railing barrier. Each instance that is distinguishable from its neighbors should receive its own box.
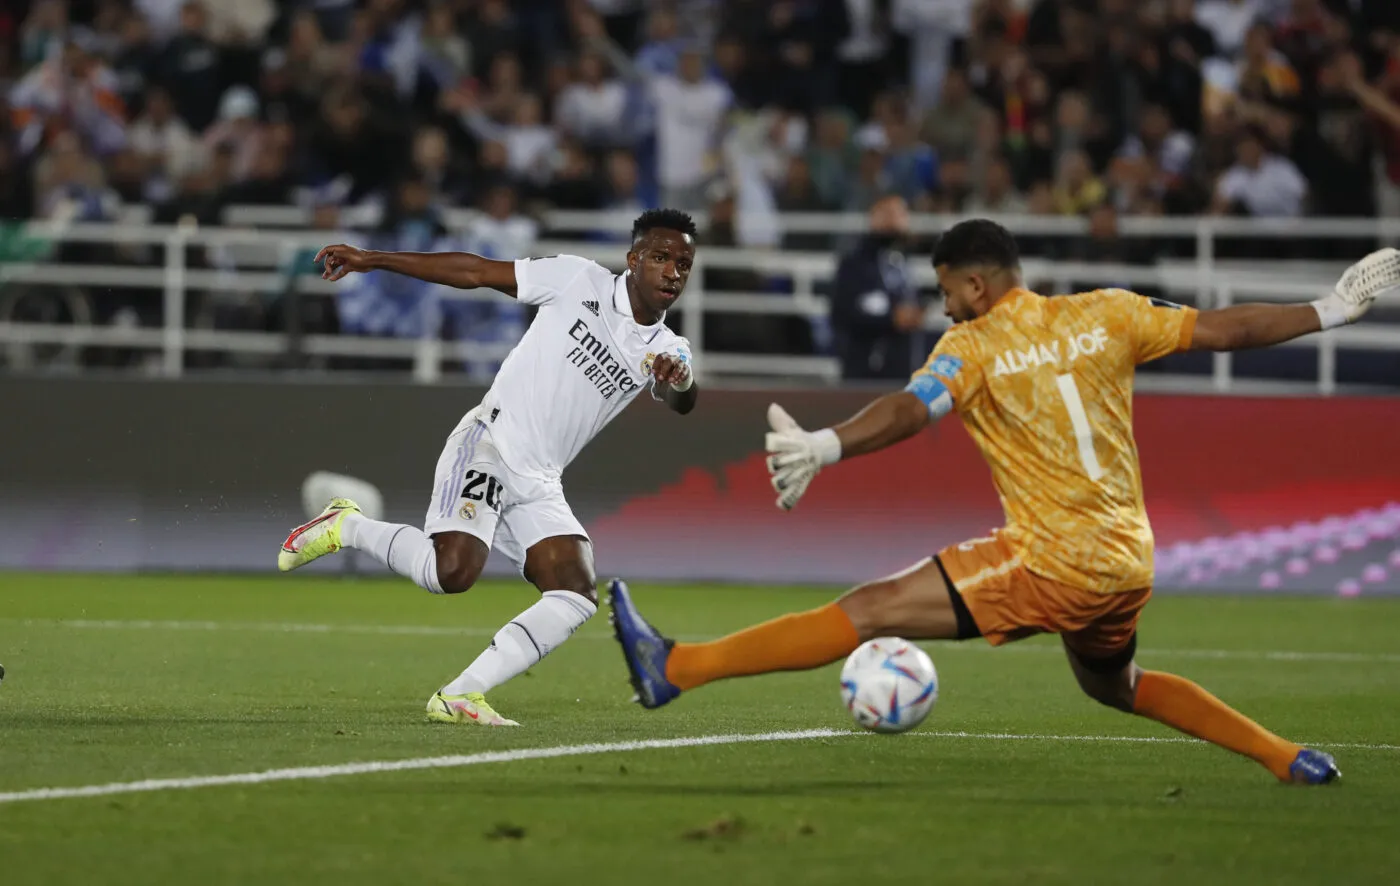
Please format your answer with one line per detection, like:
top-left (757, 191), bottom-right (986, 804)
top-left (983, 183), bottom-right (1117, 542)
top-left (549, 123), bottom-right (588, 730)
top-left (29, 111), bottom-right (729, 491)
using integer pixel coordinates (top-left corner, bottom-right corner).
top-left (2, 216), bottom-right (1398, 392)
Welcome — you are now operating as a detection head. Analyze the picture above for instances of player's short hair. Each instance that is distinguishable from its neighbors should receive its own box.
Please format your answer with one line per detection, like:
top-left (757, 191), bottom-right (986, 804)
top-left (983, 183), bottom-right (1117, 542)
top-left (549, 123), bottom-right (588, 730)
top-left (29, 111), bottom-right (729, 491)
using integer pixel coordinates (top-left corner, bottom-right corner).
top-left (632, 208), bottom-right (698, 244)
top-left (932, 219), bottom-right (1020, 271)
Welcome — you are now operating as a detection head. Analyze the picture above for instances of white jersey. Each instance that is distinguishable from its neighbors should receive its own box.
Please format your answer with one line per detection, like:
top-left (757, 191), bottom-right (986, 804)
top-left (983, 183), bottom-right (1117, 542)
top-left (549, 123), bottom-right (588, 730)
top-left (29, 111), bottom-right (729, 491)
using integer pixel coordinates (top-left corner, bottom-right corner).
top-left (461, 254), bottom-right (691, 480)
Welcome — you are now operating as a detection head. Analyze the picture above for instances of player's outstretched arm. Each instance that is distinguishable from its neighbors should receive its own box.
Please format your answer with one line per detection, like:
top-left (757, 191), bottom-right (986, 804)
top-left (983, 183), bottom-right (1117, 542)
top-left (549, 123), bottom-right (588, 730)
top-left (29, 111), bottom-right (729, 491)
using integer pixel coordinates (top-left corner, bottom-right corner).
top-left (315, 244), bottom-right (519, 296)
top-left (1192, 247), bottom-right (1400, 351)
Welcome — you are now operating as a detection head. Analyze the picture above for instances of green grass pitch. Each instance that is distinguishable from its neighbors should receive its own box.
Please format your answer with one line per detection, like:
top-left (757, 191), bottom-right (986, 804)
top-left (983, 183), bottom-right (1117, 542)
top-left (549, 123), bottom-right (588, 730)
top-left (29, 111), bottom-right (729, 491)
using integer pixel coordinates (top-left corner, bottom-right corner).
top-left (2, 573), bottom-right (1398, 885)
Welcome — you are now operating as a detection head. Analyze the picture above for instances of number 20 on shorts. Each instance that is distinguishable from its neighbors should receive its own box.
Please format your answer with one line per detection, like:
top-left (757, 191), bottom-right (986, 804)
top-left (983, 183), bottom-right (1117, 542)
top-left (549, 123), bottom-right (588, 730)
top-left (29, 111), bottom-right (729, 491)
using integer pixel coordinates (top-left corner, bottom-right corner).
top-left (462, 469), bottom-right (504, 510)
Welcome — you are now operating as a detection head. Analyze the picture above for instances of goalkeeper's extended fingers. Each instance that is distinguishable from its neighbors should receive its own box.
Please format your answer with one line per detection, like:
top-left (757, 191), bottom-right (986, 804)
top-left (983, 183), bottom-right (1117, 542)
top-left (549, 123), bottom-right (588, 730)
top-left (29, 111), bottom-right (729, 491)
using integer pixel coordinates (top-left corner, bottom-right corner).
top-left (1338, 247), bottom-right (1400, 303)
top-left (767, 402), bottom-right (802, 433)
top-left (770, 461), bottom-right (810, 491)
top-left (774, 473), bottom-right (809, 511)
top-left (767, 450), bottom-right (811, 472)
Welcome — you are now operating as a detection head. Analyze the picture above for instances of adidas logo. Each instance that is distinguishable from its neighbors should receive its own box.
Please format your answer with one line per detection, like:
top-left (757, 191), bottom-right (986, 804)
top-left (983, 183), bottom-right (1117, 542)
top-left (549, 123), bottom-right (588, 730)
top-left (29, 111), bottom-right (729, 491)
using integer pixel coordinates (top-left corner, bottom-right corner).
top-left (583, 300), bottom-right (599, 316)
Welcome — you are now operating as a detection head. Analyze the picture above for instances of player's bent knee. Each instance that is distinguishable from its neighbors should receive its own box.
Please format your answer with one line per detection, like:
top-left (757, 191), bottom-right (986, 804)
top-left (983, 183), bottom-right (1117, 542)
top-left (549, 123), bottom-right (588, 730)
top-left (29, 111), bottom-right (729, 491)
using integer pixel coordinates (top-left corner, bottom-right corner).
top-left (840, 580), bottom-right (902, 638)
top-left (432, 534), bottom-right (487, 594)
top-left (1070, 661), bottom-right (1140, 713)
top-left (840, 578), bottom-right (932, 640)
top-left (838, 559), bottom-right (964, 642)
top-left (435, 559), bottom-right (482, 595)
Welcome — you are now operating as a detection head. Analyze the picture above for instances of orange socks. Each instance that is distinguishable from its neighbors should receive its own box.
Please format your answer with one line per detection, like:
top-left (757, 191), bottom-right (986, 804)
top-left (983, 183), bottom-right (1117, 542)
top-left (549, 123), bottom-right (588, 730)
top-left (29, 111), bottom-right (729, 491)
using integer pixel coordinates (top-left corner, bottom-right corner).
top-left (1133, 670), bottom-right (1301, 780)
top-left (665, 603), bottom-right (861, 692)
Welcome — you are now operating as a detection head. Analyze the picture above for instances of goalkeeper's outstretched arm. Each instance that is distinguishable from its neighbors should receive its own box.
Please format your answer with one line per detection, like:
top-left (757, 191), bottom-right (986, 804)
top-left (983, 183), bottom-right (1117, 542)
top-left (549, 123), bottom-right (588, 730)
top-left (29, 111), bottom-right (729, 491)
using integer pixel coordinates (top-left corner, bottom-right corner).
top-left (1189, 303), bottom-right (1323, 352)
top-left (829, 391), bottom-right (931, 460)
top-left (764, 392), bottom-right (933, 510)
top-left (1191, 246), bottom-right (1400, 351)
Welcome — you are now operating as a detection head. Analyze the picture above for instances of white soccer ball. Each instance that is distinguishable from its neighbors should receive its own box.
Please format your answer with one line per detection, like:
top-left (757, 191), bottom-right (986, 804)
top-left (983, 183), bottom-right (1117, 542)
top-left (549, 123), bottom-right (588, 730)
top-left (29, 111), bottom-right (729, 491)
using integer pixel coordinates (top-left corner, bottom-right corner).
top-left (839, 638), bottom-right (938, 734)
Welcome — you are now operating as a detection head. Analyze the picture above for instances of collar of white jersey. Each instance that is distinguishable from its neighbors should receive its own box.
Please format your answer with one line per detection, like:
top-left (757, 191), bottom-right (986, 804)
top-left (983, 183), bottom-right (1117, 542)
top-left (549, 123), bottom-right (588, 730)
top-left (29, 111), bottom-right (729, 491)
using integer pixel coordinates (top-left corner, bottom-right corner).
top-left (613, 271), bottom-right (669, 342)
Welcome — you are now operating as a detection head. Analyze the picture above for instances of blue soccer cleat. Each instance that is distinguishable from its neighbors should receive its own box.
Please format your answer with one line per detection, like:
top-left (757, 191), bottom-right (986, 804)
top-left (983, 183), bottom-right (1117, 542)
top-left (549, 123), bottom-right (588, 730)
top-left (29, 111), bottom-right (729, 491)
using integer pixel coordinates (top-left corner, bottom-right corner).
top-left (1288, 748), bottom-right (1341, 785)
top-left (608, 579), bottom-right (681, 710)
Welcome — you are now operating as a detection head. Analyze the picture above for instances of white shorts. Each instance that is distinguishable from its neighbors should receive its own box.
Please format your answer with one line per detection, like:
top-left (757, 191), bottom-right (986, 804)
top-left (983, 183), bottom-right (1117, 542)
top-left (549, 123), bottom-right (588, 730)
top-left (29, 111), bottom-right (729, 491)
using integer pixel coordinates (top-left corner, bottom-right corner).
top-left (423, 411), bottom-right (588, 573)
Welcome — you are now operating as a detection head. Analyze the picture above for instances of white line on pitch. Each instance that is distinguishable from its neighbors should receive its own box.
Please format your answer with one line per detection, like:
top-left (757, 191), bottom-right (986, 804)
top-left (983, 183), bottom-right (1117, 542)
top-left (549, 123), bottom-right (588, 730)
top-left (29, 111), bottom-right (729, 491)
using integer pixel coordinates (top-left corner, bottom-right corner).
top-left (6, 618), bottom-right (1399, 665)
top-left (6, 618), bottom-right (492, 637)
top-left (0, 729), bottom-right (847, 806)
top-left (1, 727), bottom-right (1395, 806)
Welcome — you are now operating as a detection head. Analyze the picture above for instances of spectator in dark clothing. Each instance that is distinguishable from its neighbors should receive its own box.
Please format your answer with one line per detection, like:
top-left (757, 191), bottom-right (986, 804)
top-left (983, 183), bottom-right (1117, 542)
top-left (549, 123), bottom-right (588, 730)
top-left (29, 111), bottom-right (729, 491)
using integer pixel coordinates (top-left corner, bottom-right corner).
top-left (111, 7), bottom-right (158, 110)
top-left (223, 138), bottom-right (296, 205)
top-left (1294, 52), bottom-right (1377, 218)
top-left (159, 1), bottom-right (222, 132)
top-left (1165, 0), bottom-right (1217, 66)
top-left (1361, 0), bottom-right (1400, 72)
top-left (777, 155), bottom-right (832, 250)
top-left (466, 0), bottom-right (522, 81)
top-left (307, 88), bottom-right (408, 201)
top-left (155, 141), bottom-right (235, 226)
top-left (599, 148), bottom-right (650, 216)
top-left (1061, 203), bottom-right (1168, 297)
top-left (541, 139), bottom-right (604, 209)
top-left (763, 0), bottom-right (835, 113)
top-left (0, 135), bottom-right (34, 219)
top-left (830, 194), bottom-right (925, 380)
top-left (1063, 203), bottom-right (1157, 265)
top-left (257, 48), bottom-right (315, 129)
top-left (712, 32), bottom-right (768, 110)
top-left (1133, 28), bottom-right (1206, 140)
top-left (409, 123), bottom-right (472, 204)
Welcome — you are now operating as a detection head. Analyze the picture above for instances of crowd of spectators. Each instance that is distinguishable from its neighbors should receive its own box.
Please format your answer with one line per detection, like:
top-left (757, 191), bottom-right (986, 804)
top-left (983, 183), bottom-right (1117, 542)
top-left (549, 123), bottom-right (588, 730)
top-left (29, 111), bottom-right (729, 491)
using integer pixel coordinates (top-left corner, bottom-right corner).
top-left (6, 0), bottom-right (1400, 230)
top-left (3, 0), bottom-right (1400, 376)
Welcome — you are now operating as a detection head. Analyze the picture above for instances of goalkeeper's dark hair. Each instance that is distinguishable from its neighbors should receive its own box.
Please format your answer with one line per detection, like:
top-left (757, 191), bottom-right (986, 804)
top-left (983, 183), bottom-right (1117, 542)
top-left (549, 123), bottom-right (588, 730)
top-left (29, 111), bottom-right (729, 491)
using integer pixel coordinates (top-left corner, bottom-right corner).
top-left (632, 208), bottom-right (698, 244)
top-left (932, 219), bottom-right (1021, 271)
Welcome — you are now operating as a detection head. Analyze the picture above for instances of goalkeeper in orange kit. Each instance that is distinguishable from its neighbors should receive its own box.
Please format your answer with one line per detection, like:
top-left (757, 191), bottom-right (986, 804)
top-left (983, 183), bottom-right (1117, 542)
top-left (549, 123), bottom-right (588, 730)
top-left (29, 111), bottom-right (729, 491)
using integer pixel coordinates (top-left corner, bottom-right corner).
top-left (611, 219), bottom-right (1400, 783)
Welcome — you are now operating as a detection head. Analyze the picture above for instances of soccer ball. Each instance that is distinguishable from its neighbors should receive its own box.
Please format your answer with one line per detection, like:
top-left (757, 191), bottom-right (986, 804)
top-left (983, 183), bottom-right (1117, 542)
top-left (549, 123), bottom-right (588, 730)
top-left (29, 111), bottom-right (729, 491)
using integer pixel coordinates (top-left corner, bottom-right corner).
top-left (839, 638), bottom-right (938, 733)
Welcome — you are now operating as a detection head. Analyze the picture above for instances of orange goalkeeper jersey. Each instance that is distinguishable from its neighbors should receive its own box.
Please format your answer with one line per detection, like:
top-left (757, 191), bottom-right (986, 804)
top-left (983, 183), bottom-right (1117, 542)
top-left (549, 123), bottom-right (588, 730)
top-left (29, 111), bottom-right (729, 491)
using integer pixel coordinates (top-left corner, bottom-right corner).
top-left (906, 288), bottom-right (1198, 593)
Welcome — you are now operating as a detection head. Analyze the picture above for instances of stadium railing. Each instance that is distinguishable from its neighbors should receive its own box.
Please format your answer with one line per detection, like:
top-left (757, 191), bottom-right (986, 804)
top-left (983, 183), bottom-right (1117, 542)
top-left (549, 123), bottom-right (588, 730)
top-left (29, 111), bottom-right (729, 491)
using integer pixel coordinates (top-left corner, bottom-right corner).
top-left (2, 209), bottom-right (1399, 393)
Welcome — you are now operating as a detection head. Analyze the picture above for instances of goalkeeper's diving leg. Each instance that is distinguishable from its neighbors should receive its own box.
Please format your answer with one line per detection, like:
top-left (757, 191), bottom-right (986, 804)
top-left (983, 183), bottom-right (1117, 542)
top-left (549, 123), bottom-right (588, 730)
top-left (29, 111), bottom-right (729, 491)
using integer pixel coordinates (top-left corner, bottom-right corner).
top-left (610, 565), bottom-right (1339, 784)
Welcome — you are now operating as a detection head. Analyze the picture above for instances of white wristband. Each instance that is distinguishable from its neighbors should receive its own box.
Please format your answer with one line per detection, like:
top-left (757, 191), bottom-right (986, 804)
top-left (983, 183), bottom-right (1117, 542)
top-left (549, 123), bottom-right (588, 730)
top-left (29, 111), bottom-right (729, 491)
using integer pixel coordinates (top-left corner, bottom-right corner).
top-left (1311, 295), bottom-right (1349, 331)
top-left (812, 428), bottom-right (842, 466)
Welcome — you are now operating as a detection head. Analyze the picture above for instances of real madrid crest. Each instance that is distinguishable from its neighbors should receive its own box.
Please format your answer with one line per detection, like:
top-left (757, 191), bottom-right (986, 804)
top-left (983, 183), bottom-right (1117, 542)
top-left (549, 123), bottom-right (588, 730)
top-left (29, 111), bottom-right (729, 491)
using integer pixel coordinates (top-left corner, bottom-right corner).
top-left (641, 352), bottom-right (656, 375)
top-left (459, 501), bottom-right (477, 520)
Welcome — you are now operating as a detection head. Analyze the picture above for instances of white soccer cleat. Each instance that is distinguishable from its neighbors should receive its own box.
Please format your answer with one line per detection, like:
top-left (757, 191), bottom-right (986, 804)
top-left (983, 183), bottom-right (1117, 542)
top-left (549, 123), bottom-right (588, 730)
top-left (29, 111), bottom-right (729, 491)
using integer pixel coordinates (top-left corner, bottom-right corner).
top-left (425, 691), bottom-right (520, 727)
top-left (277, 498), bottom-right (361, 572)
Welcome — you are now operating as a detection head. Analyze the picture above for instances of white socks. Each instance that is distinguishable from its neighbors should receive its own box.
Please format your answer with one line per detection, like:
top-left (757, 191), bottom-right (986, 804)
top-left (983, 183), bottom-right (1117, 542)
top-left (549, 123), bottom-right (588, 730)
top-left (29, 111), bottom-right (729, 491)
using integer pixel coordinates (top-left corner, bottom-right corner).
top-left (442, 590), bottom-right (597, 695)
top-left (340, 513), bottom-right (443, 594)
top-left (337, 513), bottom-right (596, 696)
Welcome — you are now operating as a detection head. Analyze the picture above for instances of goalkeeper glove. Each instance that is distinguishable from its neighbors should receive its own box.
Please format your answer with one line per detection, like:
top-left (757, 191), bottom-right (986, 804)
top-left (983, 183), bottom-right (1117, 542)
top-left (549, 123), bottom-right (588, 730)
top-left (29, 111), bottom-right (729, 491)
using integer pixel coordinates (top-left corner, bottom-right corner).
top-left (764, 403), bottom-right (841, 511)
top-left (1313, 247), bottom-right (1400, 329)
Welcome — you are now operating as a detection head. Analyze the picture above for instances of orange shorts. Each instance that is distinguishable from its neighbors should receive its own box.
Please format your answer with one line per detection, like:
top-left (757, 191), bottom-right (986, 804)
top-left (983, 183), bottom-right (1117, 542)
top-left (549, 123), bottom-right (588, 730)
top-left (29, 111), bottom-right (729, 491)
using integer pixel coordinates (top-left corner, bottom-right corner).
top-left (936, 531), bottom-right (1151, 661)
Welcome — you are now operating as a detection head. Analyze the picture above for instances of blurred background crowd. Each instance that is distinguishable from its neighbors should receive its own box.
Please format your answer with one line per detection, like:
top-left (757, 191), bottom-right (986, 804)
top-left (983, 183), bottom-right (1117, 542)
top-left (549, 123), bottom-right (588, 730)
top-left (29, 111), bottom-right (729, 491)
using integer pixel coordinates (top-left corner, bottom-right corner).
top-left (3, 0), bottom-right (1400, 380)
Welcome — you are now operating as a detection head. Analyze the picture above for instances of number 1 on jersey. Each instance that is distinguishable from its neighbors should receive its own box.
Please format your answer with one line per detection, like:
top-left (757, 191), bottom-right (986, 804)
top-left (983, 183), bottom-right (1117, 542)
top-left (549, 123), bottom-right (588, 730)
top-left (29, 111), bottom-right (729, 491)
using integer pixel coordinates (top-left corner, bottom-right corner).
top-left (1055, 374), bottom-right (1106, 481)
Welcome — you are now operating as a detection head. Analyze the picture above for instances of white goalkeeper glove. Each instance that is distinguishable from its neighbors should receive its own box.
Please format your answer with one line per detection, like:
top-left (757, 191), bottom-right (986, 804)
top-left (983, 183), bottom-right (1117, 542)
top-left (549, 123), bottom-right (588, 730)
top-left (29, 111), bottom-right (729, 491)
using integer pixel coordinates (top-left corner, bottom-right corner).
top-left (764, 403), bottom-right (841, 511)
top-left (1313, 247), bottom-right (1400, 329)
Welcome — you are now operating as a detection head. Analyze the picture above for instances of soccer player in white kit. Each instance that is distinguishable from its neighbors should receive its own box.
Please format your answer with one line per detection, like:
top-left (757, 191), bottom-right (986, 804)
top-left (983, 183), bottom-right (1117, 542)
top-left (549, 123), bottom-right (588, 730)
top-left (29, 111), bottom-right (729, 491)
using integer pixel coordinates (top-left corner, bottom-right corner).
top-left (277, 210), bottom-right (700, 726)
